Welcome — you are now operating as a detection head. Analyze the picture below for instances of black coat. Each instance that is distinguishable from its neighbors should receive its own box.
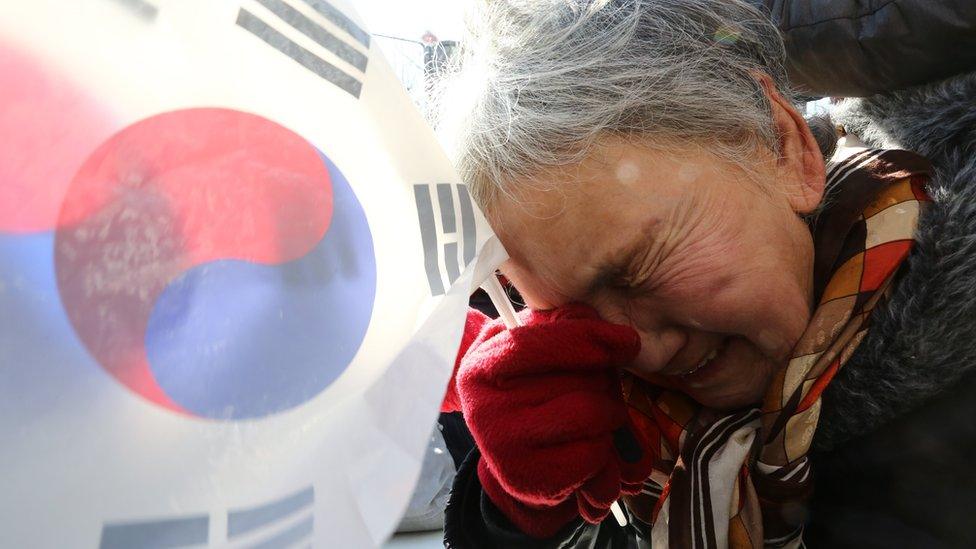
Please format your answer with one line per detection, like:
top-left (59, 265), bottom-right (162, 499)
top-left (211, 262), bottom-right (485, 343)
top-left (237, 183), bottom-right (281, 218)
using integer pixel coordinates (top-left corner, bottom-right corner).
top-left (808, 71), bottom-right (976, 548)
top-left (753, 0), bottom-right (976, 96)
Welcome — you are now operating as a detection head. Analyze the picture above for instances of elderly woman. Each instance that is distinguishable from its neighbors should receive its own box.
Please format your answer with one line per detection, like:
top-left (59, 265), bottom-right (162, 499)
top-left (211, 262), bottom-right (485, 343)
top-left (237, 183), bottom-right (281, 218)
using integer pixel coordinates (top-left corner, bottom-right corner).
top-left (437, 1), bottom-right (976, 547)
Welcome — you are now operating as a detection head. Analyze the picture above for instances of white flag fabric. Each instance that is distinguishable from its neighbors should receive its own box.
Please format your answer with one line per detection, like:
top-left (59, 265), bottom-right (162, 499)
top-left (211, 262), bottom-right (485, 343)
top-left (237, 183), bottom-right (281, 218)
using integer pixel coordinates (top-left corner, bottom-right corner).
top-left (0, 1), bottom-right (503, 547)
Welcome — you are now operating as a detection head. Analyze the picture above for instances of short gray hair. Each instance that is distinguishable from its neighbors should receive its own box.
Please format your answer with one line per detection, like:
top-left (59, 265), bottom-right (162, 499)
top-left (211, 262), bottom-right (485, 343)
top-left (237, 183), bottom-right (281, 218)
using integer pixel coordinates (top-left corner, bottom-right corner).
top-left (435, 0), bottom-right (791, 209)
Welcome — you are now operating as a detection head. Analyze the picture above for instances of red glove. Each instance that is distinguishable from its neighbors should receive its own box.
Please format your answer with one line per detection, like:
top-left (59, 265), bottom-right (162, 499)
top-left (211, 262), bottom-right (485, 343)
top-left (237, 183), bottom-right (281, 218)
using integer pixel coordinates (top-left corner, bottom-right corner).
top-left (457, 304), bottom-right (654, 538)
top-left (441, 308), bottom-right (490, 413)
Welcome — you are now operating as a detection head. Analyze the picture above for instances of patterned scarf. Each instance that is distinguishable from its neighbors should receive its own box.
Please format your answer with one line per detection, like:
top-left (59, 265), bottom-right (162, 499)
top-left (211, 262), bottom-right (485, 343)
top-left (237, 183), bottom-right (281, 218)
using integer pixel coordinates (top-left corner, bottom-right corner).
top-left (620, 148), bottom-right (933, 548)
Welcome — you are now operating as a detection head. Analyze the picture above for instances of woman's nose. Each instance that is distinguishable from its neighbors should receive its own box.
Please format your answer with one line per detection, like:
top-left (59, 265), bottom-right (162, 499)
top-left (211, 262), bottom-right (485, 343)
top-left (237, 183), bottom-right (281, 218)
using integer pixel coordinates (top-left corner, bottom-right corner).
top-left (631, 326), bottom-right (687, 374)
top-left (592, 300), bottom-right (685, 372)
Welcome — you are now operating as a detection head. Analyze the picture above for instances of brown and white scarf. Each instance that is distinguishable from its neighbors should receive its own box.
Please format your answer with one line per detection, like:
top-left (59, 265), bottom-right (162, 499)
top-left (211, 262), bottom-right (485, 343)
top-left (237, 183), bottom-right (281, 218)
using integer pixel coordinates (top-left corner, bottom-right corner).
top-left (620, 148), bottom-right (933, 548)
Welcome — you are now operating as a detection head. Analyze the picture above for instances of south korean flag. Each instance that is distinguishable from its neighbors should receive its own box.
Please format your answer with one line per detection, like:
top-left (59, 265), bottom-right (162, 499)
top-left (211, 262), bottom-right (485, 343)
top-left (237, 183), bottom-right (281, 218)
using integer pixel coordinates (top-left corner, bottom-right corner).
top-left (0, 1), bottom-right (505, 547)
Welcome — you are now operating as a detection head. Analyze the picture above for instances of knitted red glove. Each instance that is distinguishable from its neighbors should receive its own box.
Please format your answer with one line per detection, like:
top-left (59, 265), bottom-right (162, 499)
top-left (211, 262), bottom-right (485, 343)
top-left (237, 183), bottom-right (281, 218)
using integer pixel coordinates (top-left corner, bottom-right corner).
top-left (457, 304), bottom-right (654, 538)
top-left (441, 308), bottom-right (490, 413)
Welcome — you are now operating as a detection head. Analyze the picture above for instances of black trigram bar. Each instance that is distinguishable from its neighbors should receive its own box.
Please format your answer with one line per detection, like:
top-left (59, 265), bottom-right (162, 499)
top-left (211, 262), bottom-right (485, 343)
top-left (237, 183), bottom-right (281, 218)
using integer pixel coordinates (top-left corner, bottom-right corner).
top-left (248, 515), bottom-right (313, 549)
top-left (415, 183), bottom-right (478, 296)
top-left (297, 0), bottom-right (370, 47)
top-left (110, 0), bottom-right (158, 21)
top-left (99, 515), bottom-right (208, 549)
top-left (227, 486), bottom-right (314, 538)
top-left (236, 0), bottom-right (368, 98)
top-left (457, 184), bottom-right (477, 266)
top-left (254, 0), bottom-right (367, 71)
top-left (98, 486), bottom-right (314, 548)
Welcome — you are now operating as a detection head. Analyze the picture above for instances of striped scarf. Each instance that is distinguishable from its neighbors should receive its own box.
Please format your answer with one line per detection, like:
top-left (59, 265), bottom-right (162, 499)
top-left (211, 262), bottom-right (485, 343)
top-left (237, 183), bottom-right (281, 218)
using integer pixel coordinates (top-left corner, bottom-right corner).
top-left (620, 148), bottom-right (932, 548)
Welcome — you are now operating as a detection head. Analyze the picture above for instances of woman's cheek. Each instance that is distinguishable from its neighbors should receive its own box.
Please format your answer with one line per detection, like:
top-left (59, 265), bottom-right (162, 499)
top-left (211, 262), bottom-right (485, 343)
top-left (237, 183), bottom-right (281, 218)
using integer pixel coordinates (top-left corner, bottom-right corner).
top-left (681, 348), bottom-right (778, 410)
top-left (748, 288), bottom-right (812, 362)
top-left (756, 328), bottom-right (795, 361)
top-left (684, 274), bottom-right (806, 362)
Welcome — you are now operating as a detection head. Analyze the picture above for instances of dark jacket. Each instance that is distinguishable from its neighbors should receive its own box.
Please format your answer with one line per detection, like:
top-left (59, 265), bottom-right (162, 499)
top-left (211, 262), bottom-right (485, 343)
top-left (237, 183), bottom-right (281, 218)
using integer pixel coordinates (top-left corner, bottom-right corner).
top-left (807, 71), bottom-right (976, 548)
top-left (444, 72), bottom-right (976, 549)
top-left (754, 0), bottom-right (976, 96)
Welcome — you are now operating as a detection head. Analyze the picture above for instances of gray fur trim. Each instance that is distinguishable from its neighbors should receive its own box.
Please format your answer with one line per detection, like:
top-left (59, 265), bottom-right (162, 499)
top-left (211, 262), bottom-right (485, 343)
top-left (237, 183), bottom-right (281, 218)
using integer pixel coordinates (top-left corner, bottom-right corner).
top-left (831, 72), bottom-right (976, 169)
top-left (814, 72), bottom-right (976, 450)
top-left (806, 114), bottom-right (839, 160)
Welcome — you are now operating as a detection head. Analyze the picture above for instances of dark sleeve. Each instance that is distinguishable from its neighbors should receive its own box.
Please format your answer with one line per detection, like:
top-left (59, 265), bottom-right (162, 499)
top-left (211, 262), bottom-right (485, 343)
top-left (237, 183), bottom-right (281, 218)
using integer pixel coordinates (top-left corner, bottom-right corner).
top-left (755, 0), bottom-right (976, 96)
top-left (807, 371), bottom-right (976, 548)
top-left (439, 412), bottom-right (476, 471)
top-left (443, 448), bottom-right (640, 549)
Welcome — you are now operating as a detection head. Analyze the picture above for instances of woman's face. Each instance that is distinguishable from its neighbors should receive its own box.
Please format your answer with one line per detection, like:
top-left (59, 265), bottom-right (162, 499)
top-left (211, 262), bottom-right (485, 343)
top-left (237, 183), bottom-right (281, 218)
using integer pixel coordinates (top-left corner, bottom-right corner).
top-left (492, 133), bottom-right (825, 409)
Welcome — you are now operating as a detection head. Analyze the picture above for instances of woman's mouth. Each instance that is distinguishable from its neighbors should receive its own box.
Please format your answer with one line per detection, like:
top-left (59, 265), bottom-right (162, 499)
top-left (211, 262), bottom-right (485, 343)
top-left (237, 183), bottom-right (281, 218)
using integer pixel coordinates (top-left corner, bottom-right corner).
top-left (674, 338), bottom-right (733, 384)
top-left (681, 348), bottom-right (718, 377)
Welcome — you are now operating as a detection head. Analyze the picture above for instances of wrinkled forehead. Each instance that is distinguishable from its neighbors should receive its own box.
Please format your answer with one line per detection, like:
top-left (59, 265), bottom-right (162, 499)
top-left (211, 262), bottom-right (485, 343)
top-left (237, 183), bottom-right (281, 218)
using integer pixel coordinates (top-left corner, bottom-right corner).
top-left (483, 138), bottom-right (717, 303)
top-left (490, 184), bottom-right (591, 288)
top-left (488, 175), bottom-right (640, 305)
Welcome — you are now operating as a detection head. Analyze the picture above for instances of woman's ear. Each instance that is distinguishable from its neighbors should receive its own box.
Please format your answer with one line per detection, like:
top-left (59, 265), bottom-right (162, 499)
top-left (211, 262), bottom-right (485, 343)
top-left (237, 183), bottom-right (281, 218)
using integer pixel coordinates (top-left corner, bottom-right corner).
top-left (755, 73), bottom-right (826, 214)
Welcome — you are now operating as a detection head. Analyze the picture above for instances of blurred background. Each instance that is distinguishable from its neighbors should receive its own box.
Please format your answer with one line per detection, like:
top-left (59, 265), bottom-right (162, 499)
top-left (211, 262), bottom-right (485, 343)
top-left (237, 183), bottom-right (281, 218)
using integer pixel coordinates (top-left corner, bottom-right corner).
top-left (357, 1), bottom-right (466, 112)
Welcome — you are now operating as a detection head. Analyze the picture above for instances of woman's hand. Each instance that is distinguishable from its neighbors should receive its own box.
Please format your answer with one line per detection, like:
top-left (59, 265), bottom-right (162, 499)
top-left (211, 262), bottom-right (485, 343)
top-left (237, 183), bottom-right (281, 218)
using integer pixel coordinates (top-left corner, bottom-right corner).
top-left (457, 304), bottom-right (653, 538)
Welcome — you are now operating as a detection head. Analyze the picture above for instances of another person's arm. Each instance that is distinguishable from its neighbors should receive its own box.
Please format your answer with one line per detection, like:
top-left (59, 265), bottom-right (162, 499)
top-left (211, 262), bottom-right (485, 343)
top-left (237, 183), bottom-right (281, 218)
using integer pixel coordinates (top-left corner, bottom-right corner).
top-left (754, 0), bottom-right (976, 96)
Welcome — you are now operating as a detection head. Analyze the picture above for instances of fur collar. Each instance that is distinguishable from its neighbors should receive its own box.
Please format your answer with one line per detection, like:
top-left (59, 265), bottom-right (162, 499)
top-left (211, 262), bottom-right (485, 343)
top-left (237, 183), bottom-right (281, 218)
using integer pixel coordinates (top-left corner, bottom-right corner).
top-left (814, 72), bottom-right (976, 450)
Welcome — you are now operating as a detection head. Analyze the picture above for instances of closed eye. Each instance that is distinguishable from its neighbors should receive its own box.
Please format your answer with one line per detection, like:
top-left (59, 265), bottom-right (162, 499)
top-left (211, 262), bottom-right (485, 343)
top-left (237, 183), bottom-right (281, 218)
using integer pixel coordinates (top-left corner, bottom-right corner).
top-left (585, 218), bottom-right (662, 296)
top-left (620, 244), bottom-right (658, 293)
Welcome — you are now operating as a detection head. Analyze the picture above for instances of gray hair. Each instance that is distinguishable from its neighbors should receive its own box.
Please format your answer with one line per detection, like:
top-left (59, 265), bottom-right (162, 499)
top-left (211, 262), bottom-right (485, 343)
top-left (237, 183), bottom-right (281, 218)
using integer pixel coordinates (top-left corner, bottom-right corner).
top-left (435, 0), bottom-right (792, 209)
